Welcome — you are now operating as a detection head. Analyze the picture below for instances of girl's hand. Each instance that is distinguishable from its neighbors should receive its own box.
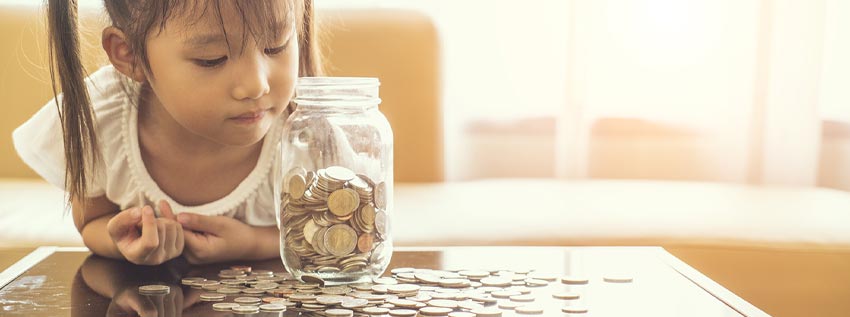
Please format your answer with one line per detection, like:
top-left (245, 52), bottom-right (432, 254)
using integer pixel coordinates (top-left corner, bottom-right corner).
top-left (106, 202), bottom-right (185, 265)
top-left (171, 207), bottom-right (258, 264)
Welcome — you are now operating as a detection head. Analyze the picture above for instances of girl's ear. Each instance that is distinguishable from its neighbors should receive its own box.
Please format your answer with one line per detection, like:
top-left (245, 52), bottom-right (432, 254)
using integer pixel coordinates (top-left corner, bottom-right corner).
top-left (101, 26), bottom-right (146, 82)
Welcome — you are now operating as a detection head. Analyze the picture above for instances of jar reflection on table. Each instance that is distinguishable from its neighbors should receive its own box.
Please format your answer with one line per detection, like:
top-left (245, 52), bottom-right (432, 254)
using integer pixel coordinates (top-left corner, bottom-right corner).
top-left (274, 77), bottom-right (393, 285)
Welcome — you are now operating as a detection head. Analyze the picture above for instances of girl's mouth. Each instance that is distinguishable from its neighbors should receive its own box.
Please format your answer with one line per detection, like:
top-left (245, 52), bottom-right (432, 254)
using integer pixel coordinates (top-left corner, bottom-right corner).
top-left (230, 110), bottom-right (267, 124)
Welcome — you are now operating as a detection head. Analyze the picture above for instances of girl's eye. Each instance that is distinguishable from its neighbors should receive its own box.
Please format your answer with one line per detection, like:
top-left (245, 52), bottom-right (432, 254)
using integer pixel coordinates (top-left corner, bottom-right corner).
top-left (194, 56), bottom-right (227, 68)
top-left (265, 44), bottom-right (288, 56)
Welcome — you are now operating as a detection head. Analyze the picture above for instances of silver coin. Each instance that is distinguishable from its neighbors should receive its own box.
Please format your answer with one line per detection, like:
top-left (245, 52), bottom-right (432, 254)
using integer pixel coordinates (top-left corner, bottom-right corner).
top-left (560, 275), bottom-right (589, 285)
top-left (515, 304), bottom-right (544, 314)
top-left (259, 303), bottom-right (287, 311)
top-left (234, 297), bottom-right (261, 304)
top-left (325, 166), bottom-right (356, 181)
top-left (212, 302), bottom-right (240, 310)
top-left (138, 285), bottom-right (170, 295)
top-left (562, 305), bottom-right (589, 313)
top-left (553, 292), bottom-right (581, 300)
top-left (325, 308), bottom-right (354, 317)
top-left (387, 309), bottom-right (417, 317)
top-left (603, 273), bottom-right (634, 283)
top-left (232, 305), bottom-right (260, 313)
top-left (199, 293), bottom-right (225, 301)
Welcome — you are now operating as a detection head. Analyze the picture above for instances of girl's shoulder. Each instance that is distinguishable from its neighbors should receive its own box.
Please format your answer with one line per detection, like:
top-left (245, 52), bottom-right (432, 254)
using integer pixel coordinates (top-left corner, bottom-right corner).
top-left (12, 64), bottom-right (136, 194)
top-left (85, 65), bottom-right (138, 113)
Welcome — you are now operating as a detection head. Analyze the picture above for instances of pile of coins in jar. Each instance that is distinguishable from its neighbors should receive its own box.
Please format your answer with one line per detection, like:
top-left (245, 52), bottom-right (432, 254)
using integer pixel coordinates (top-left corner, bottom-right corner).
top-left (154, 265), bottom-right (613, 316)
top-left (281, 166), bottom-right (389, 274)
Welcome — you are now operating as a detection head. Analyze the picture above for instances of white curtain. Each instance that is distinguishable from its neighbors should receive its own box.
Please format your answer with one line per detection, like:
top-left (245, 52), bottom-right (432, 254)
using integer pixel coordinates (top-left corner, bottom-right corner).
top-left (429, 0), bottom-right (850, 189)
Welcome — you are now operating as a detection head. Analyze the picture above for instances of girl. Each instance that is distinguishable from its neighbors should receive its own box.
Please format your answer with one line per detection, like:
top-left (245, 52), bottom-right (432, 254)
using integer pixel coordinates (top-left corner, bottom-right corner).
top-left (12, 0), bottom-right (321, 265)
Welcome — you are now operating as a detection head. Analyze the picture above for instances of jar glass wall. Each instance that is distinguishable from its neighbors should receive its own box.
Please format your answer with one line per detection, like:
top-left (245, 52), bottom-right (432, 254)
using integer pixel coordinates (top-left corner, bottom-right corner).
top-left (274, 77), bottom-right (393, 285)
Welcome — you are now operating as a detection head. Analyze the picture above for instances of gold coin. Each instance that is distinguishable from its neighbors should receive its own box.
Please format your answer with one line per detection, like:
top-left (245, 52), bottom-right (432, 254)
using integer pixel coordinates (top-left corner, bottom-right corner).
top-left (323, 224), bottom-right (358, 256)
top-left (328, 189), bottom-right (359, 217)
top-left (302, 219), bottom-right (320, 245)
top-left (312, 227), bottom-right (331, 255)
top-left (360, 204), bottom-right (376, 225)
top-left (289, 174), bottom-right (307, 200)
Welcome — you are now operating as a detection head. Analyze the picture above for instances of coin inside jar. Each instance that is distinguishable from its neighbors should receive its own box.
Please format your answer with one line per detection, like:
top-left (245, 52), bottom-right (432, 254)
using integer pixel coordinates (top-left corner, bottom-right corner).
top-left (328, 188), bottom-right (359, 217)
top-left (357, 233), bottom-right (374, 253)
top-left (280, 166), bottom-right (389, 276)
top-left (324, 224), bottom-right (358, 256)
top-left (325, 166), bottom-right (356, 182)
top-left (289, 174), bottom-right (307, 200)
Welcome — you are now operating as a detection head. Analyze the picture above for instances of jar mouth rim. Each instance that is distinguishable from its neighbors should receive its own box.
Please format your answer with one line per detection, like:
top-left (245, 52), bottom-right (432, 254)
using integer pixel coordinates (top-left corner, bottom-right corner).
top-left (297, 77), bottom-right (380, 88)
top-left (293, 98), bottom-right (382, 107)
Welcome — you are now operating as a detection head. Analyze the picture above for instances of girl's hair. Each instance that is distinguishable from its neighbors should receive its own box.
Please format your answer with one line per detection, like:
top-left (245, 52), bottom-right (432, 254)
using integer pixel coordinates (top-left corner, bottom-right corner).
top-left (46, 0), bottom-right (322, 204)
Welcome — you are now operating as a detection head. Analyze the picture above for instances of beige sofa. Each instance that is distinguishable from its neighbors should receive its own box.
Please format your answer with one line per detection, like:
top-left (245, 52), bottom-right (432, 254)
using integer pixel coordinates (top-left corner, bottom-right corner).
top-left (2, 3), bottom-right (849, 317)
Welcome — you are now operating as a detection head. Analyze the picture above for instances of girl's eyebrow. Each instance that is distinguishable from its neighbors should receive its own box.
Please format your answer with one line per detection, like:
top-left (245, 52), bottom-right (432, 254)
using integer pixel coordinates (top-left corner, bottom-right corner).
top-left (186, 34), bottom-right (226, 47)
top-left (184, 20), bottom-right (294, 48)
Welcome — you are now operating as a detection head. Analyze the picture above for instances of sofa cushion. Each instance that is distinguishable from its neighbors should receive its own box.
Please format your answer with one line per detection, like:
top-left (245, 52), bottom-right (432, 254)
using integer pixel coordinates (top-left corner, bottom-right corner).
top-left (392, 179), bottom-right (850, 251)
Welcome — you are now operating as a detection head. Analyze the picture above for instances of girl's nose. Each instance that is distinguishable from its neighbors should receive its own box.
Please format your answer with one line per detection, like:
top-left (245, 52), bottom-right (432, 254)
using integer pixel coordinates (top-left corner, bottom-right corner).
top-left (231, 56), bottom-right (271, 100)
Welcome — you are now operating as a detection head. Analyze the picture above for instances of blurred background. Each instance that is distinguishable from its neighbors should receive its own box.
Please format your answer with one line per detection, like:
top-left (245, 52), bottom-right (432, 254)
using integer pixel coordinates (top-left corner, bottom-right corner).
top-left (428, 0), bottom-right (849, 187)
top-left (3, 0), bottom-right (850, 187)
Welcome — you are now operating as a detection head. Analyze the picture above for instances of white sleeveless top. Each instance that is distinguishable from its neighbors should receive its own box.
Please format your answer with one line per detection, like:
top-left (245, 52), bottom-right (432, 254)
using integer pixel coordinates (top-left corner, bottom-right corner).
top-left (12, 65), bottom-right (282, 226)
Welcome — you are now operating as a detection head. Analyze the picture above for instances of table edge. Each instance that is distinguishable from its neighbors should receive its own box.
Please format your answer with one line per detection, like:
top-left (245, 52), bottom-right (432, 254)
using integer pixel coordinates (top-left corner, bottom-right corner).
top-left (657, 248), bottom-right (771, 317)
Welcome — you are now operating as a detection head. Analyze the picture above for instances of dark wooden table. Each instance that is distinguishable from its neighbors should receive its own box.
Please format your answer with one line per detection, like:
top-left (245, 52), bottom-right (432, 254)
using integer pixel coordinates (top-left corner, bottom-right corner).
top-left (0, 246), bottom-right (768, 316)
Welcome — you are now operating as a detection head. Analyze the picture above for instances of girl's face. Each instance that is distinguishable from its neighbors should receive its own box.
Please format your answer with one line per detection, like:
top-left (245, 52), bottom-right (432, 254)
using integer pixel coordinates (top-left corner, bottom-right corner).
top-left (143, 2), bottom-right (298, 147)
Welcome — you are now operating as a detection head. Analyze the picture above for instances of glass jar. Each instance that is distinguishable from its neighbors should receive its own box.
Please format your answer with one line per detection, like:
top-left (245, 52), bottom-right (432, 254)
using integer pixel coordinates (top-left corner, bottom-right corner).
top-left (274, 77), bottom-right (393, 285)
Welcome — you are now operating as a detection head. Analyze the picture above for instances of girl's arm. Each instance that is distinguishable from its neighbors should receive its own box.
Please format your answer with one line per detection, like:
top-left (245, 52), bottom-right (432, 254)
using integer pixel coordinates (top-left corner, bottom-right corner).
top-left (72, 195), bottom-right (124, 259)
top-left (73, 195), bottom-right (185, 265)
top-left (249, 226), bottom-right (281, 260)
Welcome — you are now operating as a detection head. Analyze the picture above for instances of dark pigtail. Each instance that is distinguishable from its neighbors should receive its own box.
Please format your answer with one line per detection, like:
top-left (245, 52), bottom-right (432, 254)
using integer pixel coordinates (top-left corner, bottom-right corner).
top-left (46, 0), bottom-right (100, 205)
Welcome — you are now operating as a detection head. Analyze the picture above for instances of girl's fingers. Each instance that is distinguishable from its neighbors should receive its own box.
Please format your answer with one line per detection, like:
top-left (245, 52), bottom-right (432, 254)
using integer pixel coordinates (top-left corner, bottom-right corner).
top-left (106, 207), bottom-right (141, 240)
top-left (162, 220), bottom-right (177, 257)
top-left (156, 221), bottom-right (167, 260)
top-left (159, 200), bottom-right (177, 220)
top-left (138, 206), bottom-right (159, 255)
top-left (175, 223), bottom-right (185, 255)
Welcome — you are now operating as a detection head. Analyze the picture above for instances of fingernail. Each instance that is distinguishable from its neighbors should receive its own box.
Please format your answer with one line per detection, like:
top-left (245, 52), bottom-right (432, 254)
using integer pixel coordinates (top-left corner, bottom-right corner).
top-left (143, 206), bottom-right (154, 216)
top-left (177, 213), bottom-right (189, 224)
top-left (130, 207), bottom-right (141, 218)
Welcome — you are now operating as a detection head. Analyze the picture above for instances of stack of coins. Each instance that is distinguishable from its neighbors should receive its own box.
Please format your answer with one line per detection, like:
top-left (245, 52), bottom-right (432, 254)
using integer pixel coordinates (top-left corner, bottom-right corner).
top-left (137, 284), bottom-right (170, 295)
top-left (280, 166), bottom-right (389, 275)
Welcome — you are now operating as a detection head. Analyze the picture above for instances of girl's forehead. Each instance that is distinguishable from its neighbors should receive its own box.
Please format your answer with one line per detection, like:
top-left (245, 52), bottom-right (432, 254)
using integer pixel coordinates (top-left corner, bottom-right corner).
top-left (161, 1), bottom-right (295, 46)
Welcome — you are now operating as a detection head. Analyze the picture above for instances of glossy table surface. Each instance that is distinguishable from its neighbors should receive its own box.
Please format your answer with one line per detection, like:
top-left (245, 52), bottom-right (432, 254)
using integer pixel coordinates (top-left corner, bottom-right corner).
top-left (0, 246), bottom-right (768, 317)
